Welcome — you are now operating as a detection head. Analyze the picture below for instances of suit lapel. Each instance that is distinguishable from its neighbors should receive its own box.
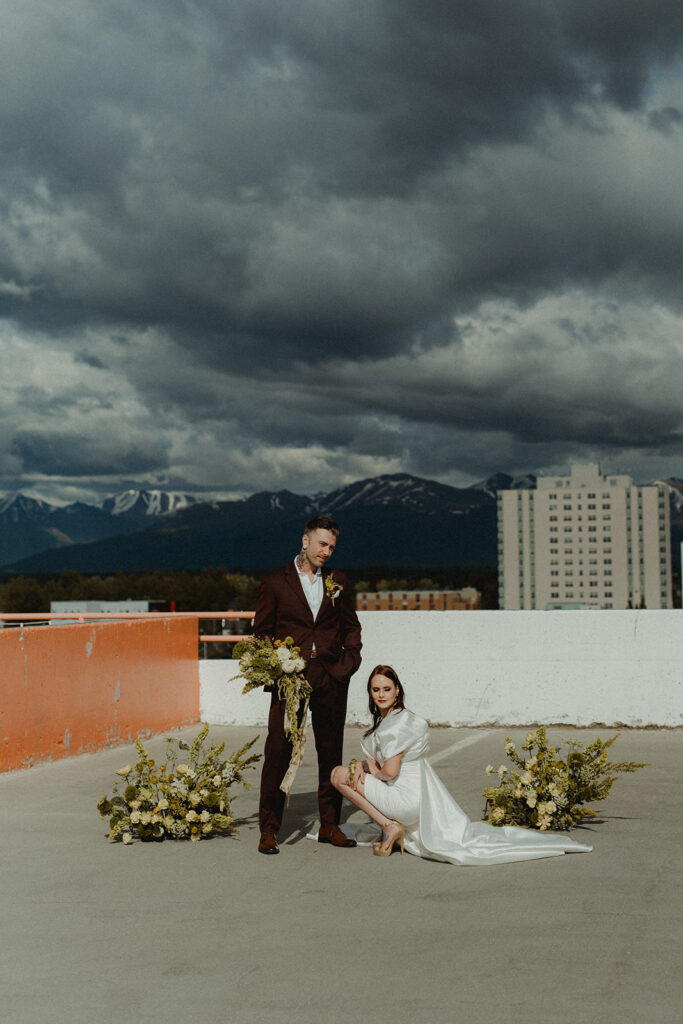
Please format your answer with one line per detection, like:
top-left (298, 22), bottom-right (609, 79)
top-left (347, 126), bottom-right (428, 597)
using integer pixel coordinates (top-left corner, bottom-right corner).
top-left (316, 570), bottom-right (334, 622)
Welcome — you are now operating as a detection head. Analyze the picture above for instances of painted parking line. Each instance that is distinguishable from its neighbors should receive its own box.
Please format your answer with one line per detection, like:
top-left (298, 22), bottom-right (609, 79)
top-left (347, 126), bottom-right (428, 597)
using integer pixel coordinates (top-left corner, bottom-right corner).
top-left (428, 729), bottom-right (497, 766)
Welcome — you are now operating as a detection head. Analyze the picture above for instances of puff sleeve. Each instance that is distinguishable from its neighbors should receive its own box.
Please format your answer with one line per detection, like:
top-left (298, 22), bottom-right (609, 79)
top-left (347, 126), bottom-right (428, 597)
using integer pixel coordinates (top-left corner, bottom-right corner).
top-left (361, 709), bottom-right (430, 763)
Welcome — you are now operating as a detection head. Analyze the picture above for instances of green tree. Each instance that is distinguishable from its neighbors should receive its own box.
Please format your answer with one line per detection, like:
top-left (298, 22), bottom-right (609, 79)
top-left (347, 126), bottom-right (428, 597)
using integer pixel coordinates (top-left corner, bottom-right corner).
top-left (0, 577), bottom-right (49, 612)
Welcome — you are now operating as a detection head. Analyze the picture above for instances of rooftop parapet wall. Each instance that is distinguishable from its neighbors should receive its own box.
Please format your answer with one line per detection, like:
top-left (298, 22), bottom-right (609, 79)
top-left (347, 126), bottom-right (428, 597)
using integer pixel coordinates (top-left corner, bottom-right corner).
top-left (1, 617), bottom-right (199, 772)
top-left (202, 610), bottom-right (683, 728)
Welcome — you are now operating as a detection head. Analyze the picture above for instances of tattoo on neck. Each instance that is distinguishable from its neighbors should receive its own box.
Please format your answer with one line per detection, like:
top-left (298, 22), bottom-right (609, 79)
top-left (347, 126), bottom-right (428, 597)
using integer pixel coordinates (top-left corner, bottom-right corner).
top-left (296, 550), bottom-right (308, 572)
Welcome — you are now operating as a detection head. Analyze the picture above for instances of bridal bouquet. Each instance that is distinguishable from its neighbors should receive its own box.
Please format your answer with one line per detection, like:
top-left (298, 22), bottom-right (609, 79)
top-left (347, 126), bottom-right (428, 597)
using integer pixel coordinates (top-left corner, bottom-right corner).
top-left (232, 635), bottom-right (311, 771)
top-left (97, 724), bottom-right (260, 844)
top-left (483, 727), bottom-right (648, 831)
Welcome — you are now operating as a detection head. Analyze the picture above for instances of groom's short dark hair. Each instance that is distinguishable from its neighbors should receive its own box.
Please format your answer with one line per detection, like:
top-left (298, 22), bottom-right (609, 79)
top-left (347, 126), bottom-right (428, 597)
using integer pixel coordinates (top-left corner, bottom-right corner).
top-left (305, 514), bottom-right (340, 536)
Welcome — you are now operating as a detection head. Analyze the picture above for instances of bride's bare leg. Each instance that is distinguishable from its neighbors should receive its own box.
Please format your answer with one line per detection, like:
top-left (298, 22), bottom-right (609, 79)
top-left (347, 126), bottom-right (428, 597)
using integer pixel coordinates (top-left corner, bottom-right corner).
top-left (330, 766), bottom-right (403, 852)
top-left (329, 766), bottom-right (391, 830)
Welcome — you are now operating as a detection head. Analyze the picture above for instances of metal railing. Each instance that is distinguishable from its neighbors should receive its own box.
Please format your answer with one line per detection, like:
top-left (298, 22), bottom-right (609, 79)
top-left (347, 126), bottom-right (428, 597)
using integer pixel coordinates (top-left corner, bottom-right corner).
top-left (0, 611), bottom-right (254, 644)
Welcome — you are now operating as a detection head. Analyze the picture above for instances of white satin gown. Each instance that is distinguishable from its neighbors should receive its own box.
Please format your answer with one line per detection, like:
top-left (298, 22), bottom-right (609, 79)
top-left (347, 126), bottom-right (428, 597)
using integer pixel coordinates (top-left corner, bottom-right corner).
top-left (348, 708), bottom-right (592, 866)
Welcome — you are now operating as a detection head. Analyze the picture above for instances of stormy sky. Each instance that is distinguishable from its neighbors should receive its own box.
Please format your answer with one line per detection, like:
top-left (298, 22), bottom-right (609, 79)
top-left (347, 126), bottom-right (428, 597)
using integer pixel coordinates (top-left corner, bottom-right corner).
top-left (2, 0), bottom-right (683, 505)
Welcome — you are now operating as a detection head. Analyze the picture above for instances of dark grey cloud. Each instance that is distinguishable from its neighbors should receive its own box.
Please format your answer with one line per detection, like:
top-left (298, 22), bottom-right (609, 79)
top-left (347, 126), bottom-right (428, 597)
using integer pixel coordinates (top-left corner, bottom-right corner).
top-left (12, 430), bottom-right (169, 477)
top-left (1, 0), bottom-right (683, 502)
top-left (648, 105), bottom-right (683, 132)
top-left (74, 351), bottom-right (106, 369)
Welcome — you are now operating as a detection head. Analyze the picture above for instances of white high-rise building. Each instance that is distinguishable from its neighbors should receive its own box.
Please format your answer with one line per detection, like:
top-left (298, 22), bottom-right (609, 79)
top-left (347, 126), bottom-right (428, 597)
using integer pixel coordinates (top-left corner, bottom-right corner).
top-left (497, 464), bottom-right (672, 610)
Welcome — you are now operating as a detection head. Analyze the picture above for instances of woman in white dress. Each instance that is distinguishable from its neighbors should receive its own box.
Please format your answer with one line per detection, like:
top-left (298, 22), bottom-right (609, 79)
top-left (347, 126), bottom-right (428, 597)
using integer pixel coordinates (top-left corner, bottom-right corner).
top-left (330, 665), bottom-right (592, 865)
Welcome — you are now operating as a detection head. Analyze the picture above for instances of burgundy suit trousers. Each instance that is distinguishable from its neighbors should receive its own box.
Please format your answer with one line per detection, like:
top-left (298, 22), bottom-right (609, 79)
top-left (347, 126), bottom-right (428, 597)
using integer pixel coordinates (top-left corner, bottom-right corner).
top-left (259, 658), bottom-right (349, 834)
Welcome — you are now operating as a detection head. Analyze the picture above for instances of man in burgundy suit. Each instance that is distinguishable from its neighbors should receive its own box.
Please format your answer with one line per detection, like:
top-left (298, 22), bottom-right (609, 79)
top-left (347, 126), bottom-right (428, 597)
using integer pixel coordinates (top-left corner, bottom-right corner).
top-left (254, 514), bottom-right (362, 854)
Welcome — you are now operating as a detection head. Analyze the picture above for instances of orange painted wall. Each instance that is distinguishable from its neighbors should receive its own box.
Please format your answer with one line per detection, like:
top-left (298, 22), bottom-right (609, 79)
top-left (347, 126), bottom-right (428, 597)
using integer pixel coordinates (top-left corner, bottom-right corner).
top-left (0, 617), bottom-right (199, 772)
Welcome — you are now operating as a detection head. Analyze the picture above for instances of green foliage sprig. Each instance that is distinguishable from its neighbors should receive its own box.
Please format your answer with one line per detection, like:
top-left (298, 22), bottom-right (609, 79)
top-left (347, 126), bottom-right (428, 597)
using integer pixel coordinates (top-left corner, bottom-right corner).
top-left (483, 727), bottom-right (648, 831)
top-left (97, 724), bottom-right (260, 844)
top-left (232, 635), bottom-right (311, 764)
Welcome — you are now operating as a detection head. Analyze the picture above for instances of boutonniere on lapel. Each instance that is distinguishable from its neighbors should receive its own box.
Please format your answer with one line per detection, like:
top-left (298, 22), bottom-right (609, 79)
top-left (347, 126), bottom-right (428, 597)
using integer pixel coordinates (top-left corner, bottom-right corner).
top-left (325, 573), bottom-right (343, 606)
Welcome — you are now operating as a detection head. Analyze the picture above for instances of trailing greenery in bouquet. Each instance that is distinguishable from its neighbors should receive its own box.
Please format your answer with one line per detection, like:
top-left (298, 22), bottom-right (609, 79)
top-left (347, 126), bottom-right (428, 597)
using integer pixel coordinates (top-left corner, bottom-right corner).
top-left (232, 635), bottom-right (311, 765)
top-left (97, 724), bottom-right (260, 844)
top-left (483, 726), bottom-right (648, 831)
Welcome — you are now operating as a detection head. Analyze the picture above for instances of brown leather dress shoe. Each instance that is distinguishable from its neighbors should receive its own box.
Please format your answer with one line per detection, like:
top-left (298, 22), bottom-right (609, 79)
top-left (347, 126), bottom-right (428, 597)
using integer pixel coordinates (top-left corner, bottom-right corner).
top-left (317, 825), bottom-right (357, 848)
top-left (258, 833), bottom-right (279, 855)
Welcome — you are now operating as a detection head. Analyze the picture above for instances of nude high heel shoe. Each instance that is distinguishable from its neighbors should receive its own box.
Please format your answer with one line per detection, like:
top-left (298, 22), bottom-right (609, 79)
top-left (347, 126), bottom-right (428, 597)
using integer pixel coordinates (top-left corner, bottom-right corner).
top-left (373, 821), bottom-right (405, 856)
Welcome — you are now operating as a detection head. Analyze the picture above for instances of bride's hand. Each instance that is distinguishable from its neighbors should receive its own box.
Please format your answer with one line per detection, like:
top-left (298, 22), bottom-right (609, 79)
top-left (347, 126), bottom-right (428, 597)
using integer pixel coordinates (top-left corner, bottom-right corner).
top-left (365, 757), bottom-right (380, 777)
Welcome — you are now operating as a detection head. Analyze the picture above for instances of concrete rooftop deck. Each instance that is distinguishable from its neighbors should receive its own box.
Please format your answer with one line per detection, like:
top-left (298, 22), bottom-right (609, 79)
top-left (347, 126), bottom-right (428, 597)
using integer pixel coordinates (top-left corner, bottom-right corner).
top-left (1, 725), bottom-right (681, 1024)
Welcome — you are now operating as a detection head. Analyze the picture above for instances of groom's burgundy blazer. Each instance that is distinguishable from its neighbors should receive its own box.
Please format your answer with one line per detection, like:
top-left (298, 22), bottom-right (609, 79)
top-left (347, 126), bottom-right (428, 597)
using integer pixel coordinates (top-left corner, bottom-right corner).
top-left (253, 561), bottom-right (362, 684)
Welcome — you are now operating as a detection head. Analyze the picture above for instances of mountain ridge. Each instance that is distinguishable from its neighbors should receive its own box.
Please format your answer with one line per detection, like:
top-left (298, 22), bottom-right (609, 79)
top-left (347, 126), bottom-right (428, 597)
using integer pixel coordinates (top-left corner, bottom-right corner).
top-left (2, 472), bottom-right (682, 573)
top-left (2, 473), bottom-right (499, 572)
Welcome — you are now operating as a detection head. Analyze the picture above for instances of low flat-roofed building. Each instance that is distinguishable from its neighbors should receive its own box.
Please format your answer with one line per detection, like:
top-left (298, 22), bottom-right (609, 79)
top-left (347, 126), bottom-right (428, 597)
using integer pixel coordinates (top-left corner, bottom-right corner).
top-left (356, 587), bottom-right (481, 611)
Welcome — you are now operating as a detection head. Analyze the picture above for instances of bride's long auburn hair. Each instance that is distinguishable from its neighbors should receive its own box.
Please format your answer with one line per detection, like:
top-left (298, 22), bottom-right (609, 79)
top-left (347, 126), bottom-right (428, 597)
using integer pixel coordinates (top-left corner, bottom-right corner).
top-left (364, 664), bottom-right (406, 737)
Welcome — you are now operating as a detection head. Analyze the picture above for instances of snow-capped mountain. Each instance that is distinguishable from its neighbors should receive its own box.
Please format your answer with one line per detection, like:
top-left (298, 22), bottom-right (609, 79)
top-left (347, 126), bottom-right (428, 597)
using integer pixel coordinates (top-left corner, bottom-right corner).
top-left (316, 473), bottom-right (484, 515)
top-left (101, 490), bottom-right (199, 518)
top-left (0, 493), bottom-right (53, 524)
top-left (3, 474), bottom-right (498, 572)
top-left (655, 479), bottom-right (683, 516)
top-left (469, 473), bottom-right (537, 498)
top-left (0, 489), bottom-right (206, 567)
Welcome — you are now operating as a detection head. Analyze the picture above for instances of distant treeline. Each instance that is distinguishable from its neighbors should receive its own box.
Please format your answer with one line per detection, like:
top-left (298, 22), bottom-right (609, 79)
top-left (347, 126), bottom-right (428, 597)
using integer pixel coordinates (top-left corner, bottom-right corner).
top-left (0, 565), bottom-right (499, 614)
top-left (0, 569), bottom-right (261, 618)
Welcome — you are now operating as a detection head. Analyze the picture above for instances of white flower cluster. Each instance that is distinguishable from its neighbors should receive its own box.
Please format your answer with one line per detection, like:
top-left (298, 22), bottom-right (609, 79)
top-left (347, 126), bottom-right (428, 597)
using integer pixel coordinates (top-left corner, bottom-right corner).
top-left (483, 725), bottom-right (647, 832)
top-left (97, 725), bottom-right (260, 845)
top-left (535, 800), bottom-right (558, 830)
top-left (276, 645), bottom-right (306, 675)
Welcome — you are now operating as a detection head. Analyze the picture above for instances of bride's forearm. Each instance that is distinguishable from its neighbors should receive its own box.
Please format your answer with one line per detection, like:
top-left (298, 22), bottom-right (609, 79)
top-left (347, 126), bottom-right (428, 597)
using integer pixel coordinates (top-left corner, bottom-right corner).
top-left (371, 752), bottom-right (403, 782)
top-left (362, 757), bottom-right (388, 781)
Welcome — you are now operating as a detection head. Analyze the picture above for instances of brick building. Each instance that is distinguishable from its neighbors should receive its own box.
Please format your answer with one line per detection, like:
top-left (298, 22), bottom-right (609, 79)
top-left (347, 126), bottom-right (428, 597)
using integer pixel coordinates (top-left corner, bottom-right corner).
top-left (356, 588), bottom-right (481, 611)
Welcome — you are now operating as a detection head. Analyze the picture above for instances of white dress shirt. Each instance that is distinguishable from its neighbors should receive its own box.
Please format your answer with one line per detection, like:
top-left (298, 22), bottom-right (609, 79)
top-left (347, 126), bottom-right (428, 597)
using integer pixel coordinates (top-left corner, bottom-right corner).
top-left (294, 557), bottom-right (323, 622)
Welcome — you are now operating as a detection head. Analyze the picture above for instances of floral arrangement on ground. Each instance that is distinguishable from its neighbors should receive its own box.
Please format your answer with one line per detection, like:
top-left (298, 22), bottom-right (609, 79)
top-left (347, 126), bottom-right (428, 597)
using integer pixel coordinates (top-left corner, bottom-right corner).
top-left (482, 726), bottom-right (648, 831)
top-left (232, 634), bottom-right (311, 762)
top-left (97, 724), bottom-right (260, 844)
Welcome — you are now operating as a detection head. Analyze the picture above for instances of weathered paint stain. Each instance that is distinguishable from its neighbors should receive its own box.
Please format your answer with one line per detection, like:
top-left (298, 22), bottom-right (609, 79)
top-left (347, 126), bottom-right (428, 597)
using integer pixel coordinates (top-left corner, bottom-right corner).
top-left (64, 728), bottom-right (71, 750)
top-left (114, 682), bottom-right (121, 702)
top-left (85, 641), bottom-right (94, 657)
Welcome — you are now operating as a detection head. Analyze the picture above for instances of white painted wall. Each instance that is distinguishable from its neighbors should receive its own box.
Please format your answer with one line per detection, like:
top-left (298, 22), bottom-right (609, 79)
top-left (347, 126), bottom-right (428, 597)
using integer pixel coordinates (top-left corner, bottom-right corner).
top-left (200, 610), bottom-right (683, 728)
